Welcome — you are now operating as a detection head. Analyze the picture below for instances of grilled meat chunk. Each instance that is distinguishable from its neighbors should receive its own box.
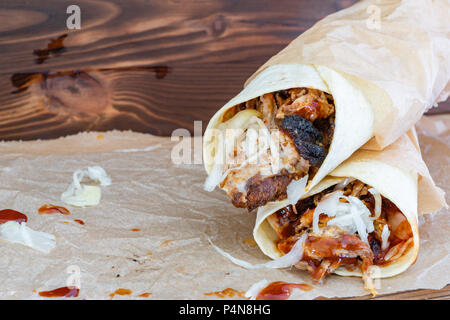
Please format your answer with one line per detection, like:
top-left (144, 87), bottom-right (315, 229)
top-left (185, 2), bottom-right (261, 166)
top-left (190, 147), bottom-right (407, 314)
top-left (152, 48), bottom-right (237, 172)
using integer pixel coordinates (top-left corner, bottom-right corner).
top-left (280, 115), bottom-right (327, 166)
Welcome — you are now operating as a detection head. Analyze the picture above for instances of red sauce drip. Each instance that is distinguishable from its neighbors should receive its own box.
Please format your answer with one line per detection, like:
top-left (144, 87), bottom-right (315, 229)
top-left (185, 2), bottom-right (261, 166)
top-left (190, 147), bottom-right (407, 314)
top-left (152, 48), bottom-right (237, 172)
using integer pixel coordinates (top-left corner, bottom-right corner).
top-left (0, 209), bottom-right (27, 224)
top-left (74, 219), bottom-right (85, 225)
top-left (296, 100), bottom-right (321, 122)
top-left (138, 292), bottom-right (152, 298)
top-left (38, 204), bottom-right (70, 215)
top-left (131, 228), bottom-right (140, 232)
top-left (109, 288), bottom-right (132, 299)
top-left (39, 286), bottom-right (79, 298)
top-left (256, 281), bottom-right (313, 300)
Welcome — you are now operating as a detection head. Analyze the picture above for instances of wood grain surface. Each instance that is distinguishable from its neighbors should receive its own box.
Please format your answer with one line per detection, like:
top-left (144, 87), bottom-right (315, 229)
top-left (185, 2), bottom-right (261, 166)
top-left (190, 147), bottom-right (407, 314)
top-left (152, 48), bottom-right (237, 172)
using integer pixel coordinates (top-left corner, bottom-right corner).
top-left (0, 0), bottom-right (448, 300)
top-left (0, 0), bottom-right (448, 141)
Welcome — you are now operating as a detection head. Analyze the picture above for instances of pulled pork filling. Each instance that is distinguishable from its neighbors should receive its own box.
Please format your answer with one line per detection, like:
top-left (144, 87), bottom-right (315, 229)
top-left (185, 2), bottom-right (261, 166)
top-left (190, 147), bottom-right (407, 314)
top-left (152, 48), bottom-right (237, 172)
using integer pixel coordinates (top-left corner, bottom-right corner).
top-left (211, 88), bottom-right (335, 211)
top-left (266, 180), bottom-right (414, 293)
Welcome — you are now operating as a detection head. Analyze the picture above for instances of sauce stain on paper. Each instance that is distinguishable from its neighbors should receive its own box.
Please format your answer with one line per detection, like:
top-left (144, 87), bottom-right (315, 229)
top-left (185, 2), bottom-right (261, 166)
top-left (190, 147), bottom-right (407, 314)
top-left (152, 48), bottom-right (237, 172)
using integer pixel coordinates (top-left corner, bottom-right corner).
top-left (38, 204), bottom-right (70, 215)
top-left (242, 238), bottom-right (257, 247)
top-left (39, 286), bottom-right (79, 298)
top-left (160, 240), bottom-right (173, 247)
top-left (109, 288), bottom-right (132, 299)
top-left (256, 281), bottom-right (313, 300)
top-left (0, 209), bottom-right (27, 224)
top-left (204, 288), bottom-right (245, 298)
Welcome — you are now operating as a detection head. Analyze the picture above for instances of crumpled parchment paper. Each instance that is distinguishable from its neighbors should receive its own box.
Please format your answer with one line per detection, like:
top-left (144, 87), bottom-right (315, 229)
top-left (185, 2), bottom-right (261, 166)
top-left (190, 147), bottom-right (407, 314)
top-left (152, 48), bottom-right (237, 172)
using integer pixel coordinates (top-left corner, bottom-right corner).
top-left (247, 0), bottom-right (450, 150)
top-left (0, 114), bottom-right (448, 300)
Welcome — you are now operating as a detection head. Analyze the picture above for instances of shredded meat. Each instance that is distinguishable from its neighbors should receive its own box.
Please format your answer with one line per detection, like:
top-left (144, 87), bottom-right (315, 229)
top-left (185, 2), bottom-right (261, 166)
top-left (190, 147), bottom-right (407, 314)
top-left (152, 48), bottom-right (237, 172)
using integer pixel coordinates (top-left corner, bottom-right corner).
top-left (219, 88), bottom-right (335, 211)
top-left (277, 233), bottom-right (373, 283)
top-left (232, 169), bottom-right (295, 211)
top-left (268, 179), bottom-right (413, 293)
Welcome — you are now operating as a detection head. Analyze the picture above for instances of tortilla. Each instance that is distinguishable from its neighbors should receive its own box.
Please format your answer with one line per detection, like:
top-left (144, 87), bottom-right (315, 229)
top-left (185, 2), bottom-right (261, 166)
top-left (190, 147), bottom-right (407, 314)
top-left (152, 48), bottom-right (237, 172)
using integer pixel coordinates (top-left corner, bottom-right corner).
top-left (253, 132), bottom-right (446, 282)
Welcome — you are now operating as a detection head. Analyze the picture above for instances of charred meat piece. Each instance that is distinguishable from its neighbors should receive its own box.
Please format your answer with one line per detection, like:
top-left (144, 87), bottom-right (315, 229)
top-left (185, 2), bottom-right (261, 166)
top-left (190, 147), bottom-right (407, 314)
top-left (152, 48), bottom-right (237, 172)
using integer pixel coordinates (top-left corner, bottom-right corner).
top-left (244, 169), bottom-right (294, 211)
top-left (229, 170), bottom-right (294, 211)
top-left (280, 115), bottom-right (327, 167)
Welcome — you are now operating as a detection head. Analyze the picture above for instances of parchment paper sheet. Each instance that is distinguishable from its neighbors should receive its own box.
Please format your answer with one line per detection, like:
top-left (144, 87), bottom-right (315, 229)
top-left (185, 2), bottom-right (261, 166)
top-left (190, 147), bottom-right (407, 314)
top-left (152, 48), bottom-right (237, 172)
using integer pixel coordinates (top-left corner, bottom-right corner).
top-left (0, 115), bottom-right (448, 300)
top-left (247, 0), bottom-right (450, 149)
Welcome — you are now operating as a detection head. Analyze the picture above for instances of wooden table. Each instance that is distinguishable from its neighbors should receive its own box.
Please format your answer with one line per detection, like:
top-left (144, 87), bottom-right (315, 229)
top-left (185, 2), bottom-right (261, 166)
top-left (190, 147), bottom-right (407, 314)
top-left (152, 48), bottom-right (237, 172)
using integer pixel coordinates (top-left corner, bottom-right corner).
top-left (0, 0), bottom-right (448, 299)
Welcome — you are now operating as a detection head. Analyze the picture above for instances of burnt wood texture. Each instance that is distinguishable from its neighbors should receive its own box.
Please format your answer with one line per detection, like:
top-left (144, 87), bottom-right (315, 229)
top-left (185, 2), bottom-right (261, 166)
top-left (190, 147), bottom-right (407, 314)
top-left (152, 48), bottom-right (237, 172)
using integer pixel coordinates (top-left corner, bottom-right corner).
top-left (0, 0), bottom-right (448, 141)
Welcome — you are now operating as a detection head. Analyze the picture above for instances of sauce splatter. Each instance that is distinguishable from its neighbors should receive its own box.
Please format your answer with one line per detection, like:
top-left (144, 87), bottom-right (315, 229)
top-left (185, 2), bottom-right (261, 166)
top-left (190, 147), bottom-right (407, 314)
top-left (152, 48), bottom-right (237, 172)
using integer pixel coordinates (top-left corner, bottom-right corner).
top-left (256, 281), bottom-right (313, 300)
top-left (74, 219), bottom-right (85, 225)
top-left (160, 240), bottom-right (173, 247)
top-left (97, 134), bottom-right (104, 140)
top-left (204, 288), bottom-right (245, 298)
top-left (131, 228), bottom-right (140, 232)
top-left (109, 288), bottom-right (132, 299)
top-left (38, 204), bottom-right (70, 215)
top-left (39, 286), bottom-right (79, 298)
top-left (0, 209), bottom-right (27, 224)
top-left (242, 238), bottom-right (257, 247)
top-left (138, 292), bottom-right (152, 298)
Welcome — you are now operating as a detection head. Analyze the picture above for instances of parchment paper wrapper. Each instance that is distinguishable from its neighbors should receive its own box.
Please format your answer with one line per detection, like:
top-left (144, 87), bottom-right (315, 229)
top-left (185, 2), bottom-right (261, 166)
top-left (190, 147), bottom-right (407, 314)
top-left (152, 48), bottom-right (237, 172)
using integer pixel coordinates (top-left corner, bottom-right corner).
top-left (0, 115), bottom-right (448, 300)
top-left (248, 0), bottom-right (450, 149)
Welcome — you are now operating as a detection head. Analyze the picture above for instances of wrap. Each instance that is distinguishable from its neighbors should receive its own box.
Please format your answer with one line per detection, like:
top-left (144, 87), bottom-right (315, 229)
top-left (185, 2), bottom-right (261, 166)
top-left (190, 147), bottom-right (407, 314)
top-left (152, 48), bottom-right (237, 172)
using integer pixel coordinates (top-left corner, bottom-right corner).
top-left (202, 0), bottom-right (449, 212)
top-left (253, 131), bottom-right (447, 294)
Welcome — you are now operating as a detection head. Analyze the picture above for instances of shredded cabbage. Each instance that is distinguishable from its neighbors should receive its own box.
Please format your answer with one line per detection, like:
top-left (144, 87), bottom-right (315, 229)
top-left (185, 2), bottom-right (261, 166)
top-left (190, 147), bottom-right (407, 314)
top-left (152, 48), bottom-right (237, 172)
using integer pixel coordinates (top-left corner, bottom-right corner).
top-left (0, 221), bottom-right (55, 253)
top-left (286, 175), bottom-right (309, 205)
top-left (368, 188), bottom-right (382, 219)
top-left (209, 233), bottom-right (307, 269)
top-left (381, 224), bottom-right (390, 250)
top-left (313, 191), bottom-right (344, 233)
top-left (61, 166), bottom-right (111, 207)
top-left (313, 190), bottom-right (376, 245)
top-left (203, 109), bottom-right (283, 192)
top-left (244, 279), bottom-right (269, 300)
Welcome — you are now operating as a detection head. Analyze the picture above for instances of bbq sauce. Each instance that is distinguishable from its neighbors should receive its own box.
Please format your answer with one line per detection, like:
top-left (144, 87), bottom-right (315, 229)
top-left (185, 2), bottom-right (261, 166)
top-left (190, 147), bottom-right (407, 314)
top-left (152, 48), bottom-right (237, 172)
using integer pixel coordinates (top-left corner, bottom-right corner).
top-left (109, 288), bottom-right (132, 299)
top-left (74, 219), bottom-right (85, 225)
top-left (138, 292), bottom-right (152, 298)
top-left (204, 288), bottom-right (245, 298)
top-left (0, 209), bottom-right (27, 224)
top-left (39, 286), bottom-right (79, 298)
top-left (38, 204), bottom-right (70, 215)
top-left (256, 281), bottom-right (313, 300)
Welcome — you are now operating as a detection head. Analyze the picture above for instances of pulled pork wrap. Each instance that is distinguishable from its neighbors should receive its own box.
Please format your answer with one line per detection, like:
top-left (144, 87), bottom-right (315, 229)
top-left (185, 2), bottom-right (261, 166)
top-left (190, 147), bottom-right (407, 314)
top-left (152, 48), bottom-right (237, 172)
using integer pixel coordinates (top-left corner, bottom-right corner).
top-left (252, 132), bottom-right (446, 294)
top-left (202, 0), bottom-right (449, 212)
top-left (203, 65), bottom-right (373, 211)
